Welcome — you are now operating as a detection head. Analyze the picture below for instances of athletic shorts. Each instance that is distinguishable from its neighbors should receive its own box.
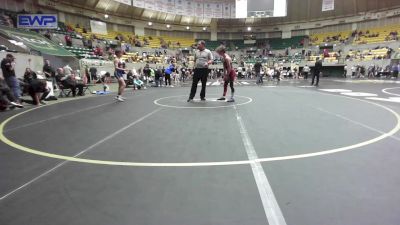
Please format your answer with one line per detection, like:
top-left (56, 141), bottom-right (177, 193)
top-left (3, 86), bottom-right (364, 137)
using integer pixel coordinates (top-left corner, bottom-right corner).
top-left (115, 71), bottom-right (124, 79)
top-left (224, 70), bottom-right (236, 82)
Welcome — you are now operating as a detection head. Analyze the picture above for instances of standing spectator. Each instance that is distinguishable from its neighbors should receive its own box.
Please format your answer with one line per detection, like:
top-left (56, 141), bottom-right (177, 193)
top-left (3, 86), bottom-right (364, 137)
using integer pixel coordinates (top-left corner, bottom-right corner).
top-left (187, 40), bottom-right (213, 102)
top-left (43, 59), bottom-right (56, 89)
top-left (143, 64), bottom-right (151, 85)
top-left (89, 67), bottom-right (98, 84)
top-left (1, 54), bottom-right (21, 103)
top-left (392, 63), bottom-right (399, 79)
top-left (154, 67), bottom-right (163, 87)
top-left (84, 66), bottom-right (90, 84)
top-left (360, 65), bottom-right (366, 78)
top-left (164, 62), bottom-right (175, 87)
top-left (351, 65), bottom-right (356, 78)
top-left (303, 65), bottom-right (310, 79)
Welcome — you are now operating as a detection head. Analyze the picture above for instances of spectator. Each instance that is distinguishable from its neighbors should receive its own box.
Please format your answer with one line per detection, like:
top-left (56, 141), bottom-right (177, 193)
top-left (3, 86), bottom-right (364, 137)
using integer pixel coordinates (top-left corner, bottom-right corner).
top-left (164, 62), bottom-right (175, 87)
top-left (94, 46), bottom-right (103, 56)
top-left (89, 67), bottom-right (98, 84)
top-left (44, 30), bottom-right (51, 40)
top-left (133, 76), bottom-right (146, 90)
top-left (303, 65), bottom-right (310, 79)
top-left (56, 67), bottom-right (84, 97)
top-left (22, 68), bottom-right (49, 105)
top-left (84, 66), bottom-right (90, 84)
top-left (1, 54), bottom-right (21, 103)
top-left (65, 35), bottom-right (72, 47)
top-left (0, 76), bottom-right (23, 109)
top-left (154, 68), bottom-right (163, 87)
top-left (43, 59), bottom-right (56, 89)
top-left (392, 63), bottom-right (399, 78)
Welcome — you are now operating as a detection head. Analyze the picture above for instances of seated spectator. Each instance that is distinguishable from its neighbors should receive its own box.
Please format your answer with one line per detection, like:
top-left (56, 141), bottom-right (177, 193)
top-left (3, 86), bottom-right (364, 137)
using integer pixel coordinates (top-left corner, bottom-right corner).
top-left (22, 68), bottom-right (49, 106)
top-left (44, 30), bottom-right (51, 40)
top-left (56, 67), bottom-right (84, 97)
top-left (133, 76), bottom-right (146, 90)
top-left (94, 46), bottom-right (103, 56)
top-left (65, 35), bottom-right (72, 47)
top-left (0, 77), bottom-right (23, 109)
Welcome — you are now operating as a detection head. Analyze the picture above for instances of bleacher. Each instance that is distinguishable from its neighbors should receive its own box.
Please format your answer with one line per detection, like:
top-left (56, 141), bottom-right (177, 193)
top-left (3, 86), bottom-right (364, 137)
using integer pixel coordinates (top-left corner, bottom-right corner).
top-left (310, 31), bottom-right (350, 45)
top-left (121, 52), bottom-right (166, 63)
top-left (63, 46), bottom-right (99, 59)
top-left (347, 48), bottom-right (389, 61)
top-left (68, 23), bottom-right (195, 49)
top-left (265, 36), bottom-right (305, 50)
top-left (199, 40), bottom-right (245, 51)
top-left (308, 52), bottom-right (340, 63)
top-left (354, 24), bottom-right (400, 44)
top-left (202, 36), bottom-right (304, 51)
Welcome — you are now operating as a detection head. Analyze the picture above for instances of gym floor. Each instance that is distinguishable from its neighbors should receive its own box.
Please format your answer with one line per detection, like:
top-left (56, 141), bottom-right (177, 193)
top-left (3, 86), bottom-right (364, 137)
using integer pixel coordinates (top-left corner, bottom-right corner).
top-left (1, 79), bottom-right (400, 225)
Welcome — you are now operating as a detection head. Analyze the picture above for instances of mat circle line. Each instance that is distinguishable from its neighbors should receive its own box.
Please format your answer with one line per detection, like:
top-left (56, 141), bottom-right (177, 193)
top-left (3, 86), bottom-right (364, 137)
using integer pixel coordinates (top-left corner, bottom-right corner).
top-left (0, 92), bottom-right (399, 167)
top-left (153, 95), bottom-right (253, 109)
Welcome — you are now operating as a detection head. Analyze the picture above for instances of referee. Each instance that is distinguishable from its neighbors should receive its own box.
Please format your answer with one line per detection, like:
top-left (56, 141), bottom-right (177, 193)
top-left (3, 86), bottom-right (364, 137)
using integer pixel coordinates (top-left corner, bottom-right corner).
top-left (187, 40), bottom-right (213, 102)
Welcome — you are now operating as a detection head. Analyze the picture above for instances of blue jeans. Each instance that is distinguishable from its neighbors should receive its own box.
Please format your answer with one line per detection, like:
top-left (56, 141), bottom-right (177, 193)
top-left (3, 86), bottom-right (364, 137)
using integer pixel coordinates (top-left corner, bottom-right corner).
top-left (5, 76), bottom-right (21, 100)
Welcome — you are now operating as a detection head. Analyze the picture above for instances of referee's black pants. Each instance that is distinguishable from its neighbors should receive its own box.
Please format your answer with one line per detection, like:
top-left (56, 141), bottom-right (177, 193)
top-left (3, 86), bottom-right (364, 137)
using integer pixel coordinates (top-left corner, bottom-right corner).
top-left (189, 68), bottom-right (208, 100)
top-left (311, 71), bottom-right (320, 86)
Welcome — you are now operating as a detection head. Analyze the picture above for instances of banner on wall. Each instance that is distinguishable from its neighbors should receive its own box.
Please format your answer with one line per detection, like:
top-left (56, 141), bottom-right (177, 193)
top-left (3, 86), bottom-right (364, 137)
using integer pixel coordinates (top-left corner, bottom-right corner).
top-left (155, 0), bottom-right (164, 12)
top-left (322, 0), bottom-right (334, 11)
top-left (175, 0), bottom-right (185, 15)
top-left (184, 0), bottom-right (195, 16)
top-left (90, 20), bottom-right (107, 35)
top-left (212, 2), bottom-right (223, 18)
top-left (223, 2), bottom-right (231, 18)
top-left (194, 0), bottom-right (204, 17)
top-left (144, 0), bottom-right (155, 10)
top-left (132, 0), bottom-right (145, 8)
top-left (235, 0), bottom-right (247, 18)
top-left (230, 3), bottom-right (236, 18)
top-left (165, 0), bottom-right (175, 14)
top-left (114, 0), bottom-right (131, 5)
top-left (203, 2), bottom-right (213, 18)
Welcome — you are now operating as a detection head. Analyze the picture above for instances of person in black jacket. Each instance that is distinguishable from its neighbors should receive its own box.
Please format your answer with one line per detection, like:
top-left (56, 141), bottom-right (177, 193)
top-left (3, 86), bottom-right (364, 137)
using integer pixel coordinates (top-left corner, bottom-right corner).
top-left (312, 58), bottom-right (323, 86)
top-left (1, 54), bottom-right (21, 102)
top-left (23, 68), bottom-right (49, 105)
top-left (43, 59), bottom-right (56, 89)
